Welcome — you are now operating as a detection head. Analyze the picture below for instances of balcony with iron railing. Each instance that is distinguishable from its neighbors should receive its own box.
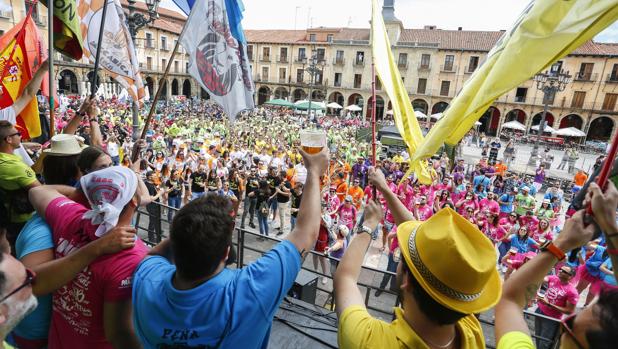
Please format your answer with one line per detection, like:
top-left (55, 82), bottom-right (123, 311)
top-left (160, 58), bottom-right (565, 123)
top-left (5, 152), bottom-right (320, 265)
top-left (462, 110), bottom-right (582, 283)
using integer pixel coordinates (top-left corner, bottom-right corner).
top-left (418, 62), bottom-right (431, 71)
top-left (260, 55), bottom-right (271, 62)
top-left (334, 80), bottom-right (342, 87)
top-left (294, 56), bottom-right (307, 64)
top-left (440, 64), bottom-right (456, 73)
top-left (606, 74), bottom-right (618, 83)
top-left (354, 59), bottom-right (365, 67)
top-left (398, 61), bottom-right (409, 70)
top-left (278, 77), bottom-right (287, 83)
top-left (333, 57), bottom-right (345, 66)
top-left (574, 72), bottom-right (598, 82)
top-left (277, 55), bottom-right (289, 63)
top-left (144, 40), bottom-right (155, 49)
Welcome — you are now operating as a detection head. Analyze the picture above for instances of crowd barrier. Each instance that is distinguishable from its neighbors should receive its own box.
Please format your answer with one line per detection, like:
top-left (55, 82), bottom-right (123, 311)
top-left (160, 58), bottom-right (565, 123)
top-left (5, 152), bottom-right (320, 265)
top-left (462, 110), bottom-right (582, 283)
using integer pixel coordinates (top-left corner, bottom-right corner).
top-left (134, 201), bottom-right (562, 348)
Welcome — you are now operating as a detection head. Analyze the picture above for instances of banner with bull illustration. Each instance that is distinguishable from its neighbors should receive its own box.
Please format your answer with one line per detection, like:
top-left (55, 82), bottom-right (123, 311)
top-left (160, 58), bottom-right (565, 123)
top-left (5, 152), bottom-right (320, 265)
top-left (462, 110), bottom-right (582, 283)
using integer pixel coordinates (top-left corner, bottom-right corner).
top-left (180, 0), bottom-right (254, 119)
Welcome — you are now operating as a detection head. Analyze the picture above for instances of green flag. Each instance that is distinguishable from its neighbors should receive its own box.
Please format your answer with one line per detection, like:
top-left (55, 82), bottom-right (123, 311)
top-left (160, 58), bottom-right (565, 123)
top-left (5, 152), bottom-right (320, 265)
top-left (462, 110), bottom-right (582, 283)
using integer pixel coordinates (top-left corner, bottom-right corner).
top-left (42, 0), bottom-right (84, 60)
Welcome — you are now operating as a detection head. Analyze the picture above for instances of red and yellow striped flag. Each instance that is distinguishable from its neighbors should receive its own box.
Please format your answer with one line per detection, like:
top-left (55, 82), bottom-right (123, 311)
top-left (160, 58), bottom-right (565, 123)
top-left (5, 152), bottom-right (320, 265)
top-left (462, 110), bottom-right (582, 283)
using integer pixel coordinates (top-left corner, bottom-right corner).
top-left (0, 15), bottom-right (45, 139)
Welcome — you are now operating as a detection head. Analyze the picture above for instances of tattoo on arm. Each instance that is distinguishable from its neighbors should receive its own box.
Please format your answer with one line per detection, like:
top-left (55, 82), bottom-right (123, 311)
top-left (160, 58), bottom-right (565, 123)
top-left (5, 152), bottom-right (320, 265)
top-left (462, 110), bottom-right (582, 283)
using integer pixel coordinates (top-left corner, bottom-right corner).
top-left (299, 248), bottom-right (309, 259)
top-left (524, 283), bottom-right (540, 305)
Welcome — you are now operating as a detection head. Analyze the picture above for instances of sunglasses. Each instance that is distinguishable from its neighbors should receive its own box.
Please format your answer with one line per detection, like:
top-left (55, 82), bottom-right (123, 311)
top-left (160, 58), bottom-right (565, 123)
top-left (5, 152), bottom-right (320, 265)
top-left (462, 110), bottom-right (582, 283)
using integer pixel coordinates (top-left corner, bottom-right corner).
top-left (4, 131), bottom-right (21, 140)
top-left (560, 313), bottom-right (585, 349)
top-left (0, 268), bottom-right (35, 304)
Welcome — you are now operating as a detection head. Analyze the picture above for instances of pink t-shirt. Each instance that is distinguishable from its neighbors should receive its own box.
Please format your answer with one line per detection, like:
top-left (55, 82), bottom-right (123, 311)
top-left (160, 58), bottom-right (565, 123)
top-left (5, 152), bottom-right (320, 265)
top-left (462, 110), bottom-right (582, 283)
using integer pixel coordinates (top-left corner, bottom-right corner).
top-left (485, 224), bottom-right (507, 243)
top-left (45, 197), bottom-right (148, 349)
top-left (538, 275), bottom-right (579, 319)
top-left (337, 204), bottom-right (357, 230)
top-left (397, 184), bottom-right (414, 207)
top-left (416, 205), bottom-right (433, 221)
top-left (479, 199), bottom-right (500, 216)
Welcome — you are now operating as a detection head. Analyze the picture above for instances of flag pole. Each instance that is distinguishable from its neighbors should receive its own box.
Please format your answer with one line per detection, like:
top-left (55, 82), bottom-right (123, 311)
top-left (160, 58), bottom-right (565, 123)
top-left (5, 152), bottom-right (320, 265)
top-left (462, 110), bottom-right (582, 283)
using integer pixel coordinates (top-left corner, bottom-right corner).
top-left (371, 61), bottom-right (377, 200)
top-left (48, 0), bottom-right (55, 137)
top-left (138, 38), bottom-right (181, 141)
top-left (371, 62), bottom-right (377, 167)
top-left (91, 0), bottom-right (110, 97)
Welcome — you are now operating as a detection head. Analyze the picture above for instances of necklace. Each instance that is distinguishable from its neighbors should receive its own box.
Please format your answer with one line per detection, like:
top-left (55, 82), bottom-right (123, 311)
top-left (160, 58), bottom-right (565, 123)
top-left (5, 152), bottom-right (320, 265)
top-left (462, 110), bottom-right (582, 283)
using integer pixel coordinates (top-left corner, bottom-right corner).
top-left (422, 333), bottom-right (456, 349)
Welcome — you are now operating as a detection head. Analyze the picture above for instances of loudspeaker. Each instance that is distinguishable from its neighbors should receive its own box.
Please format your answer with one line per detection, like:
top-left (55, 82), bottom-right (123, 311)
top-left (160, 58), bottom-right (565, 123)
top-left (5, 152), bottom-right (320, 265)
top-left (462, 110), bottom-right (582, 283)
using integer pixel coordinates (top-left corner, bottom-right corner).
top-left (287, 269), bottom-right (318, 304)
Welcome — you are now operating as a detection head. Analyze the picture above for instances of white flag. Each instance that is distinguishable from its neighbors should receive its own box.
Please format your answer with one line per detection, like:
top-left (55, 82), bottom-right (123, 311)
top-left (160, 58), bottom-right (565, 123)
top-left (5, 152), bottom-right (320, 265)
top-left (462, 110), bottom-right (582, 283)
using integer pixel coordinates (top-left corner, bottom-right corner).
top-left (77, 0), bottom-right (145, 102)
top-left (180, 0), bottom-right (254, 119)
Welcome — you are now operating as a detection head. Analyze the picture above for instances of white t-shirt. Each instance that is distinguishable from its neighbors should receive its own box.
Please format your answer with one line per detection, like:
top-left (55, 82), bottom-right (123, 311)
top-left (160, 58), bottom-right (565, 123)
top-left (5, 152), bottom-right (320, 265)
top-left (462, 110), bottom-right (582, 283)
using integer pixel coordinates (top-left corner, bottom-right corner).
top-left (294, 163), bottom-right (307, 184)
top-left (0, 107), bottom-right (34, 166)
top-left (107, 141), bottom-right (119, 157)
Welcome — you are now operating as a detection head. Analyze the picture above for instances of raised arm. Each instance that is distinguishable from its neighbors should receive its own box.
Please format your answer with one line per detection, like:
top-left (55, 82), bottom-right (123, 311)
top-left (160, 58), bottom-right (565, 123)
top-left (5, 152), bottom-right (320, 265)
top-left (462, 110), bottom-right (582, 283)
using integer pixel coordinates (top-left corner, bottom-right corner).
top-left (285, 148), bottom-right (329, 255)
top-left (495, 210), bottom-right (594, 342)
top-left (12, 60), bottom-right (48, 115)
top-left (368, 167), bottom-right (414, 226)
top-left (334, 200), bottom-right (383, 316)
top-left (587, 181), bottom-right (618, 283)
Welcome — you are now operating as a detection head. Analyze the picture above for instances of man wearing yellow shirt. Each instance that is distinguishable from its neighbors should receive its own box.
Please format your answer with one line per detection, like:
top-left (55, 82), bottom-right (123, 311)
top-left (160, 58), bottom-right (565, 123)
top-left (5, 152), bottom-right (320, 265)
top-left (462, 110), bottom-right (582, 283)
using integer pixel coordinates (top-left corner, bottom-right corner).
top-left (0, 121), bottom-right (41, 251)
top-left (335, 167), bottom-right (500, 349)
top-left (495, 181), bottom-right (618, 349)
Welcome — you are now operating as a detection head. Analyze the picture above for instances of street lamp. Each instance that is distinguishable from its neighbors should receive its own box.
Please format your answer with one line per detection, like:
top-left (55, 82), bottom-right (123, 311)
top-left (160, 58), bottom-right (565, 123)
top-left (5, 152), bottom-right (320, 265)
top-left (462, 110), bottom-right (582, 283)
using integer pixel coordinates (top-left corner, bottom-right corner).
top-left (126, 0), bottom-right (161, 140)
top-left (527, 67), bottom-right (572, 166)
top-left (301, 49), bottom-right (326, 122)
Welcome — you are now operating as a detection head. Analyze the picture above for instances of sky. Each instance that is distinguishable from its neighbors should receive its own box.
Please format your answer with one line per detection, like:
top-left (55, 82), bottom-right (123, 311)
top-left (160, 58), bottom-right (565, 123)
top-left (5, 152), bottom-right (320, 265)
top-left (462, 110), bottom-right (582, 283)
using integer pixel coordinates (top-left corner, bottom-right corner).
top-left (160, 0), bottom-right (618, 42)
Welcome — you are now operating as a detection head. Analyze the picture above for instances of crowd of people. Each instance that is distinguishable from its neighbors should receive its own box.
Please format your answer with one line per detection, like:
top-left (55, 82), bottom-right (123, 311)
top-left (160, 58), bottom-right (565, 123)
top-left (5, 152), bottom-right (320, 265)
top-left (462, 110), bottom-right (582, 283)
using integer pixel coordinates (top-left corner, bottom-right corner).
top-left (0, 87), bottom-right (617, 349)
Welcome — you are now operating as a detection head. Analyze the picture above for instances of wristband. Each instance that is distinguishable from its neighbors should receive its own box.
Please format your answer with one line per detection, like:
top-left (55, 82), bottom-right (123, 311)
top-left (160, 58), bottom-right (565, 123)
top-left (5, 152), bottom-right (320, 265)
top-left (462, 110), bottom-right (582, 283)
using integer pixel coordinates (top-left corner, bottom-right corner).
top-left (540, 240), bottom-right (566, 261)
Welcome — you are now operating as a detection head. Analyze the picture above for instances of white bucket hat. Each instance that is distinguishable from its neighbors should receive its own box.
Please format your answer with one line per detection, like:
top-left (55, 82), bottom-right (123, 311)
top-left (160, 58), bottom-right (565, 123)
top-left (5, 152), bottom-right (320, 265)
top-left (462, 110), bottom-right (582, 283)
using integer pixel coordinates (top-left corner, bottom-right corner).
top-left (43, 134), bottom-right (87, 156)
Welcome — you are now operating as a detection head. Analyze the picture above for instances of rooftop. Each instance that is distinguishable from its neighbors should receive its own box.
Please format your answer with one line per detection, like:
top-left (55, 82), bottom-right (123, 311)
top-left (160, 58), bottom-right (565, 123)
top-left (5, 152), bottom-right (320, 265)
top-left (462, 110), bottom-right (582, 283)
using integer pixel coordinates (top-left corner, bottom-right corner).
top-left (127, 2), bottom-right (617, 56)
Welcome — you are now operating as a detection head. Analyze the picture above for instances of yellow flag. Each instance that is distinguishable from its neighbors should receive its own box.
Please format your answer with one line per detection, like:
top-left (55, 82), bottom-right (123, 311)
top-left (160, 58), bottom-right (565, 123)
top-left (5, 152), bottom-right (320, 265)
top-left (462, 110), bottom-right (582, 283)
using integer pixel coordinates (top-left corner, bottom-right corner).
top-left (411, 0), bottom-right (618, 164)
top-left (370, 0), bottom-right (431, 184)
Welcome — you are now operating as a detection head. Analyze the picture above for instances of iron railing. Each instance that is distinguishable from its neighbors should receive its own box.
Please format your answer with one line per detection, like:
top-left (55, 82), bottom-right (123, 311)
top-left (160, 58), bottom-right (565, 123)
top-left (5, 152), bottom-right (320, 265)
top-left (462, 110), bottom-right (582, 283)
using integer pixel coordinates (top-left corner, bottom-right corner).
top-left (133, 201), bottom-right (561, 348)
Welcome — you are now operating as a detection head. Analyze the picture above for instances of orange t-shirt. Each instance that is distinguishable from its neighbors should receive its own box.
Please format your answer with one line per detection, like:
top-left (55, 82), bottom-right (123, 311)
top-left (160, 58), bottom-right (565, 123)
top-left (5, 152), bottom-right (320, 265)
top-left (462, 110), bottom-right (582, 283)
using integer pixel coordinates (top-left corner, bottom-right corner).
top-left (495, 163), bottom-right (507, 176)
top-left (574, 172), bottom-right (588, 187)
top-left (335, 180), bottom-right (348, 202)
top-left (348, 186), bottom-right (364, 210)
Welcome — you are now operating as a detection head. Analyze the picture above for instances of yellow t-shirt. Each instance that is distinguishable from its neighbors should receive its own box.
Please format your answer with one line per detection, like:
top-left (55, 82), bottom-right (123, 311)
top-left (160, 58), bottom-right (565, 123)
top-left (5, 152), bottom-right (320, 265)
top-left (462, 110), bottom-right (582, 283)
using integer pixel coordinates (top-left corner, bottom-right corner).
top-left (3, 341), bottom-right (15, 348)
top-left (496, 331), bottom-right (534, 349)
top-left (338, 306), bottom-right (485, 349)
top-left (0, 152), bottom-right (37, 223)
top-left (0, 152), bottom-right (36, 191)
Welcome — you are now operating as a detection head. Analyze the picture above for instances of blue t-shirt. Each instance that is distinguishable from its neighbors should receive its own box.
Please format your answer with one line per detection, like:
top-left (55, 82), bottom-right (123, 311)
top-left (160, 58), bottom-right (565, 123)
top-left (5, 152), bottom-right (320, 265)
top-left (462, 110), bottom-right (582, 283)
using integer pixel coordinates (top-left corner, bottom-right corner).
top-left (510, 234), bottom-right (537, 254)
top-left (13, 214), bottom-right (54, 341)
top-left (473, 175), bottom-right (491, 191)
top-left (585, 245), bottom-right (607, 277)
top-left (499, 194), bottom-right (515, 213)
top-left (132, 240), bottom-right (302, 349)
top-left (601, 258), bottom-right (616, 286)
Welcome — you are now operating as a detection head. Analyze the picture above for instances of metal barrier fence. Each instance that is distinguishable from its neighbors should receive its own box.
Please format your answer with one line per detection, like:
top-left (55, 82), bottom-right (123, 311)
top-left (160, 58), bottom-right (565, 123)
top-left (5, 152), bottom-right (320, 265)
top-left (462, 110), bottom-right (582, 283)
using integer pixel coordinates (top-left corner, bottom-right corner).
top-left (134, 201), bottom-right (562, 348)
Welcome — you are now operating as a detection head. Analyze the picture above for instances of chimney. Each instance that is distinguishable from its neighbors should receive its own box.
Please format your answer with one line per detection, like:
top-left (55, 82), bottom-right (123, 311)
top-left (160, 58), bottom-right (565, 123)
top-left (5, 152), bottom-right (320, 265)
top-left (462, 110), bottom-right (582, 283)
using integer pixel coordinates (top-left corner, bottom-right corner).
top-left (458, 27), bottom-right (462, 31)
top-left (424, 25), bottom-right (437, 30)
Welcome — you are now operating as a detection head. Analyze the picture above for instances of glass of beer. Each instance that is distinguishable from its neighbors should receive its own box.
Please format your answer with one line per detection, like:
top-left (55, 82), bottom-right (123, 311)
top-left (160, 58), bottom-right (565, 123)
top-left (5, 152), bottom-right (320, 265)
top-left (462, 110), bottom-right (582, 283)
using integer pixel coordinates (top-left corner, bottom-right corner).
top-left (300, 129), bottom-right (326, 154)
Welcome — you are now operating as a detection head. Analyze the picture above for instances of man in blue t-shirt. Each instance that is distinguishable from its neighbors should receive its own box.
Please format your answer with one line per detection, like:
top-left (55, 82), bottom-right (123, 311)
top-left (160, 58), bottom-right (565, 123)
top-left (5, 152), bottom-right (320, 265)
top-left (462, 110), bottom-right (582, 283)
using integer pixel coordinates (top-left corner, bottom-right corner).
top-left (498, 187), bottom-right (518, 215)
top-left (132, 148), bottom-right (329, 349)
top-left (473, 169), bottom-right (492, 192)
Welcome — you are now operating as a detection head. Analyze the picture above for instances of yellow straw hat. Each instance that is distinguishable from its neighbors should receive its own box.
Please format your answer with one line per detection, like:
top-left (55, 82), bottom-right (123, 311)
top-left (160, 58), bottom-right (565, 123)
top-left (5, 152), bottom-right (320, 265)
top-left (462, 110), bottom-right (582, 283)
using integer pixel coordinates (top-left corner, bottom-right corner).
top-left (396, 207), bottom-right (501, 314)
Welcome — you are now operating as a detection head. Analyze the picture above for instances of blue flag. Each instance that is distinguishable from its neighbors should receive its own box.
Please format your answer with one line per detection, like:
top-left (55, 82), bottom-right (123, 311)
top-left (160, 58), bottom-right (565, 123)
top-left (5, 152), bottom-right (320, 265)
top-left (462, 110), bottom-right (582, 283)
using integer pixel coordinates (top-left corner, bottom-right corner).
top-left (171, 0), bottom-right (196, 15)
top-left (180, 0), bottom-right (254, 119)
